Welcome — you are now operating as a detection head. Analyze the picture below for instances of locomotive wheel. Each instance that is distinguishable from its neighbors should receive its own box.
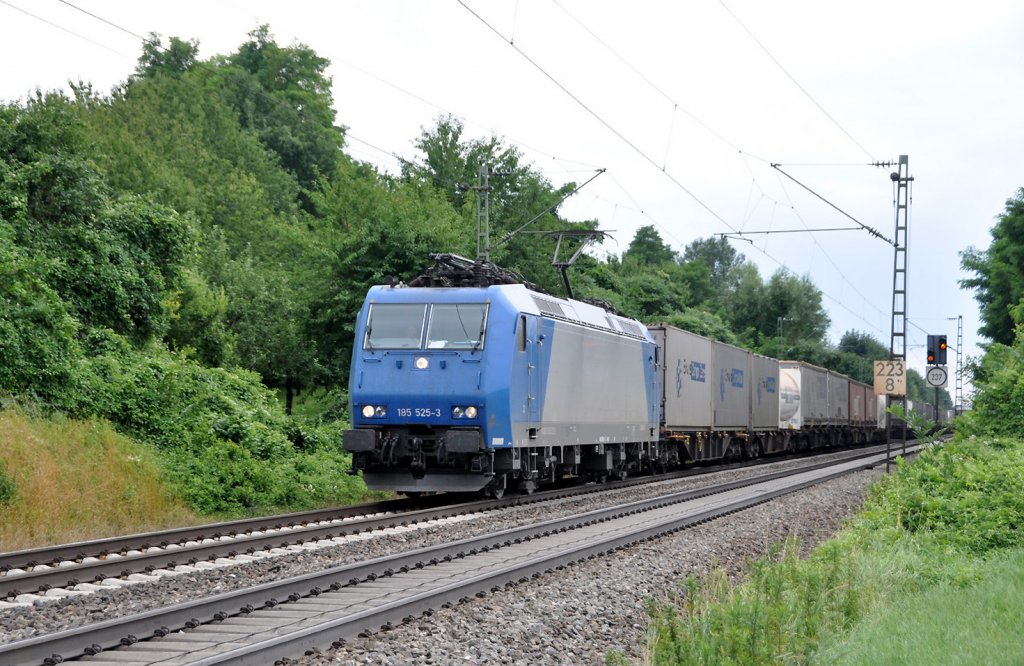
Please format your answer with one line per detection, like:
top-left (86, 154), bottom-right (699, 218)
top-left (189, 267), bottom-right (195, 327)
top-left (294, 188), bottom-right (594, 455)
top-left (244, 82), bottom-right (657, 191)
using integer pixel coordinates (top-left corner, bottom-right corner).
top-left (485, 474), bottom-right (508, 499)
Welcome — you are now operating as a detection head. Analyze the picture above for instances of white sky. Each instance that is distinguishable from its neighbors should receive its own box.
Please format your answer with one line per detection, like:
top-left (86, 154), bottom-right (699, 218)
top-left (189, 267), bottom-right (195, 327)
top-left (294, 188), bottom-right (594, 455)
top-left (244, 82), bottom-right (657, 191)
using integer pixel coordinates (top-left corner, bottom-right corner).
top-left (3, 0), bottom-right (1022, 401)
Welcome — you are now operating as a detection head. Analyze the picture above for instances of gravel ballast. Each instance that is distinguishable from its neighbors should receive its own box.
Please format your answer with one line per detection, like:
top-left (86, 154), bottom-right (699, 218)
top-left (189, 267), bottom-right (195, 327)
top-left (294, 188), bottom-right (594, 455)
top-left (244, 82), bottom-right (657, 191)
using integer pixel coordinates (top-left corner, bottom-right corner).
top-left (311, 468), bottom-right (884, 665)
top-left (0, 455), bottom-right (884, 662)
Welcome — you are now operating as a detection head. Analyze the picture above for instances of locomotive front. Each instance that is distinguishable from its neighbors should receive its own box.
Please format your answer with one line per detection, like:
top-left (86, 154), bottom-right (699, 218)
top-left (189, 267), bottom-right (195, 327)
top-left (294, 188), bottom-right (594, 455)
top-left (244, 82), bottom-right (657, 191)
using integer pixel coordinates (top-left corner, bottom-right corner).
top-left (344, 285), bottom-right (511, 493)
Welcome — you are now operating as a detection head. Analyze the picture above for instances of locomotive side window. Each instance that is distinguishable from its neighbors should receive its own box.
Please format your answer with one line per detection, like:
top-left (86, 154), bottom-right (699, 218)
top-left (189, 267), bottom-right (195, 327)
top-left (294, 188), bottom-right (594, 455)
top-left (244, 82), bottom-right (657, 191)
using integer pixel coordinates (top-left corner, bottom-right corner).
top-left (518, 315), bottom-right (526, 352)
top-left (364, 304), bottom-right (427, 349)
top-left (425, 304), bottom-right (489, 350)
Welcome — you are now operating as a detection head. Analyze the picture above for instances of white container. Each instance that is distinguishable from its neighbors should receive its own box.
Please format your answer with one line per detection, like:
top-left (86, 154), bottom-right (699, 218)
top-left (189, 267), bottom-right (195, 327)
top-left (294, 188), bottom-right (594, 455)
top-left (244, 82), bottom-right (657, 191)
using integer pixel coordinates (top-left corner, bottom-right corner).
top-left (649, 325), bottom-right (714, 429)
top-left (750, 353), bottom-right (780, 431)
top-left (713, 341), bottom-right (751, 430)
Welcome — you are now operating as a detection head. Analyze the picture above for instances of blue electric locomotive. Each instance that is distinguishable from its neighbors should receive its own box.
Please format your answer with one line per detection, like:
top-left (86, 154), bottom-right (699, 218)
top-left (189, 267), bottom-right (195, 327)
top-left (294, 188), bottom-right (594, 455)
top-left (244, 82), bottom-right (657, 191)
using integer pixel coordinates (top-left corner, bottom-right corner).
top-left (344, 281), bottom-right (660, 497)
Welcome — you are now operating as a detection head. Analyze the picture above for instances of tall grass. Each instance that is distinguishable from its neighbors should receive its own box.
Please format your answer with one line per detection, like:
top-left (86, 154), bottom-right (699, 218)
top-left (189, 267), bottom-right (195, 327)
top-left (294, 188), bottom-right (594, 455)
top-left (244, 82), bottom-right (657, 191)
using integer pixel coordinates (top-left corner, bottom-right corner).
top-left (822, 547), bottom-right (1024, 665)
top-left (645, 435), bottom-right (1024, 665)
top-left (0, 407), bottom-right (197, 550)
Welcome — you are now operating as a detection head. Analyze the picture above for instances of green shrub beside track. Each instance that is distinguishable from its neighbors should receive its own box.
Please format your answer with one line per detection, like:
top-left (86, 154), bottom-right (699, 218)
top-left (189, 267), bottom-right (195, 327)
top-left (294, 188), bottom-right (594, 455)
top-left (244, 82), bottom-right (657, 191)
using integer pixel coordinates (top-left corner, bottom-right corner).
top-left (644, 434), bottom-right (1024, 665)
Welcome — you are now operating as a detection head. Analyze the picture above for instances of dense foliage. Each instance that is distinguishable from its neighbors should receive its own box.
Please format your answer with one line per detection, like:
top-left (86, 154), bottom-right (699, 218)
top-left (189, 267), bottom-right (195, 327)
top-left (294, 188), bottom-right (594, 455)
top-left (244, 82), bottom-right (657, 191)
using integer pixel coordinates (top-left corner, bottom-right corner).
top-left (961, 188), bottom-right (1024, 346)
top-left (0, 27), bottom-right (939, 515)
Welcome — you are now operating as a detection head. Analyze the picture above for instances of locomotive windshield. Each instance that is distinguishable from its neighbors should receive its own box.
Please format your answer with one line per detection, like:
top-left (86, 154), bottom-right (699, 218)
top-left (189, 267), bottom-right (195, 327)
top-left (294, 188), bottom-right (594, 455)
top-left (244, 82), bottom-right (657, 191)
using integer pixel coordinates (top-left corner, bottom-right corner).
top-left (364, 304), bottom-right (427, 349)
top-left (363, 303), bottom-right (488, 350)
top-left (425, 303), bottom-right (489, 350)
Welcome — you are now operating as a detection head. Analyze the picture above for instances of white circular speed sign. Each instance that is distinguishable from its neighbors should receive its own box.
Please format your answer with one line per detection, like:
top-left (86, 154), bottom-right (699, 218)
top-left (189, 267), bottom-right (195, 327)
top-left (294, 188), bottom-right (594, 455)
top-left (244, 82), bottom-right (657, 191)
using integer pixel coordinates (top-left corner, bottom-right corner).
top-left (926, 366), bottom-right (948, 388)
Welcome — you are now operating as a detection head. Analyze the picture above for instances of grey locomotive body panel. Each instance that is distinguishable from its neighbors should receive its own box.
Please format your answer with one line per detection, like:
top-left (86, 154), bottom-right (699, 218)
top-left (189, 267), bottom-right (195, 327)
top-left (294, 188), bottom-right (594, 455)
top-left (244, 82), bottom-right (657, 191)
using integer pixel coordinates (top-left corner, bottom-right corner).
top-left (650, 325), bottom-right (714, 429)
top-left (750, 353), bottom-right (780, 430)
top-left (713, 341), bottom-right (750, 430)
top-left (535, 317), bottom-right (657, 447)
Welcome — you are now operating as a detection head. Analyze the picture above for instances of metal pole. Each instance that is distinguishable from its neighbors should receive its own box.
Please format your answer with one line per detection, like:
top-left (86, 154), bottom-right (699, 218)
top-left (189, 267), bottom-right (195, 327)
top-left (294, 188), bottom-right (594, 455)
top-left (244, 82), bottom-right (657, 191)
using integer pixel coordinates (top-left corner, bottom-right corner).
top-left (475, 163), bottom-right (491, 263)
top-left (482, 164), bottom-right (490, 262)
top-left (888, 155), bottom-right (912, 469)
top-left (955, 315), bottom-right (964, 417)
top-left (777, 316), bottom-right (783, 359)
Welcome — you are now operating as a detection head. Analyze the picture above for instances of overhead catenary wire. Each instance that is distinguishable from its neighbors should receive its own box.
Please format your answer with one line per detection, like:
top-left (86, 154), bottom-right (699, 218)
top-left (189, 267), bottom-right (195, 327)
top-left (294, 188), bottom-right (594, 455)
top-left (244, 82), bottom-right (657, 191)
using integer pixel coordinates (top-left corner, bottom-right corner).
top-left (550, 0), bottom-right (771, 165)
top-left (717, 0), bottom-right (876, 162)
top-left (494, 168), bottom-right (606, 248)
top-left (541, 1), bottom-right (896, 337)
top-left (57, 0), bottom-right (148, 41)
top-left (459, 2), bottom-right (892, 337)
top-left (772, 172), bottom-right (889, 321)
top-left (457, 0), bottom-right (740, 235)
top-left (0, 0), bottom-right (130, 58)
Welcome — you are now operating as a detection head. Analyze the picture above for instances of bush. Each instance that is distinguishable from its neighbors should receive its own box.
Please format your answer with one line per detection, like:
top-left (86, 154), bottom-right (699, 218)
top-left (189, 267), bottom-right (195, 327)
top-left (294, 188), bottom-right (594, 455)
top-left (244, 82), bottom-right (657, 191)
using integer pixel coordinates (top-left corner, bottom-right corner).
top-left (860, 437), bottom-right (1024, 554)
top-left (0, 225), bottom-right (80, 399)
top-left (163, 440), bottom-right (360, 516)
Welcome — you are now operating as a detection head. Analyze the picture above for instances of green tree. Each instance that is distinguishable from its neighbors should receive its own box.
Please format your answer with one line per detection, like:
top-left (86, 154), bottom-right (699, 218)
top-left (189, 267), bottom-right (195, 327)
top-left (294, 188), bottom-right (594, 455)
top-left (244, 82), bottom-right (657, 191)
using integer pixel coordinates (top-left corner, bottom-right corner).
top-left (401, 115), bottom-right (586, 293)
top-left (961, 188), bottom-right (1024, 345)
top-left (133, 34), bottom-right (199, 79)
top-left (624, 225), bottom-right (677, 266)
top-left (224, 25), bottom-right (344, 198)
top-left (831, 330), bottom-right (889, 384)
top-left (2, 94), bottom-right (194, 344)
top-left (683, 236), bottom-right (745, 295)
top-left (309, 157), bottom-right (467, 381)
top-left (0, 224), bottom-right (80, 397)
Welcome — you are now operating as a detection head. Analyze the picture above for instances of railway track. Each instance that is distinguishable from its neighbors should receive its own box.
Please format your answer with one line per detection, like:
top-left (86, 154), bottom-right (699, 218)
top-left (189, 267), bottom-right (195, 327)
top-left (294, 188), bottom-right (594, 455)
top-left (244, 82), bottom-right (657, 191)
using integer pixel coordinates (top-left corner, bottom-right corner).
top-left (0, 444), bottom-right (917, 665)
top-left (0, 443), bottom-right (903, 603)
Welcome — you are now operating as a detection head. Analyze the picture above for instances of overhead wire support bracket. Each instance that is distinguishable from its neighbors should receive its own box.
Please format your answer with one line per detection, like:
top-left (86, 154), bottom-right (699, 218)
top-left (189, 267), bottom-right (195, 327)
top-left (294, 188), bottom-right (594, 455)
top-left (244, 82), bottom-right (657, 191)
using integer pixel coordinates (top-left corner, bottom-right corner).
top-left (770, 163), bottom-right (895, 246)
top-left (719, 226), bottom-right (866, 240)
top-left (493, 168), bottom-right (606, 250)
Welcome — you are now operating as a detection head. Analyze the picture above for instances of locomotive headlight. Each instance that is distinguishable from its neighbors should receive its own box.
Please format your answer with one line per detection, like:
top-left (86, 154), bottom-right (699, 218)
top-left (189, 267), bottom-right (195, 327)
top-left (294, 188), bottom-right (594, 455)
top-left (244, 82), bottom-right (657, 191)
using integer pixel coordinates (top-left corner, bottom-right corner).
top-left (374, 406), bottom-right (387, 417)
top-left (451, 406), bottom-right (478, 419)
top-left (361, 405), bottom-right (375, 418)
top-left (415, 356), bottom-right (429, 369)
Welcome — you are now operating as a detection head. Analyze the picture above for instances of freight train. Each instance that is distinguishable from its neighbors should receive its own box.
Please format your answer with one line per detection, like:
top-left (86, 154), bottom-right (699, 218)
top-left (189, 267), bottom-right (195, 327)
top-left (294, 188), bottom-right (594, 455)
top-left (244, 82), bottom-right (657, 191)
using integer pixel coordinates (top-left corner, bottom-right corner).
top-left (344, 261), bottom-right (882, 497)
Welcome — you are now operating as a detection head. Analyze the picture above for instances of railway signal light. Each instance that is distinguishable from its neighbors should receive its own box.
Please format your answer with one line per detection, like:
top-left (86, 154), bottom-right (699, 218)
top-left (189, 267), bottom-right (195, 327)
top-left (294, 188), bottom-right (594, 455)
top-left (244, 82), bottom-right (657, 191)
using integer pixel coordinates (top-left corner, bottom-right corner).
top-left (926, 334), bottom-right (948, 365)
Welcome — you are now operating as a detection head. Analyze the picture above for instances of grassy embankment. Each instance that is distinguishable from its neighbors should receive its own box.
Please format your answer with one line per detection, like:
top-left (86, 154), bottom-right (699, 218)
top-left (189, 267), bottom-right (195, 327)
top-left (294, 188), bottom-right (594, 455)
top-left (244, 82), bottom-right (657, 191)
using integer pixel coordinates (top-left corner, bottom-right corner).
top-left (0, 407), bottom-right (197, 551)
top-left (639, 431), bottom-right (1024, 665)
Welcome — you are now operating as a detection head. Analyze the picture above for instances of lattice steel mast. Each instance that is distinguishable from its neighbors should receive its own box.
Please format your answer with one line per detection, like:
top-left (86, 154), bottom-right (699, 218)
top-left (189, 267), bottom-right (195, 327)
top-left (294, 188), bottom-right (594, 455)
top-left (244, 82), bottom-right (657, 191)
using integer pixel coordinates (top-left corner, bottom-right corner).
top-left (888, 155), bottom-right (912, 457)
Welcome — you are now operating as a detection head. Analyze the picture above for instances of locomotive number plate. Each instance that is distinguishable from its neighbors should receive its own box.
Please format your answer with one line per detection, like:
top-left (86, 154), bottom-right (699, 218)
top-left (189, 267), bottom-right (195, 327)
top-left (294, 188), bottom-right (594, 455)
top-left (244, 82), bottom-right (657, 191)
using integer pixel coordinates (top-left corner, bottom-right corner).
top-left (396, 407), bottom-right (443, 418)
